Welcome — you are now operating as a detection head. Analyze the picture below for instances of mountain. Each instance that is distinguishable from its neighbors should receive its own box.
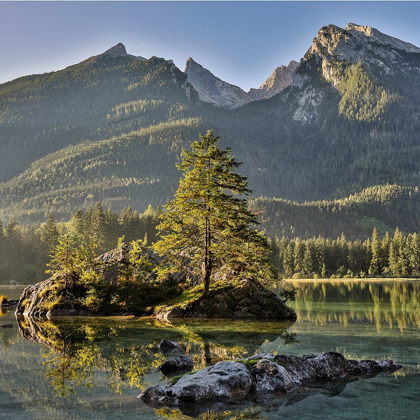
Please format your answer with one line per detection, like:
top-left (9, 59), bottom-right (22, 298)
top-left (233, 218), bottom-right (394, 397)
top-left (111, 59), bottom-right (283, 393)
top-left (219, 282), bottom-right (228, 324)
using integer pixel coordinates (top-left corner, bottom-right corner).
top-left (1, 25), bottom-right (420, 233)
top-left (248, 60), bottom-right (299, 100)
top-left (0, 43), bottom-right (200, 183)
top-left (184, 57), bottom-right (252, 109)
top-left (288, 22), bottom-right (420, 123)
top-left (185, 58), bottom-right (299, 107)
top-left (252, 184), bottom-right (420, 240)
top-left (98, 42), bottom-right (146, 60)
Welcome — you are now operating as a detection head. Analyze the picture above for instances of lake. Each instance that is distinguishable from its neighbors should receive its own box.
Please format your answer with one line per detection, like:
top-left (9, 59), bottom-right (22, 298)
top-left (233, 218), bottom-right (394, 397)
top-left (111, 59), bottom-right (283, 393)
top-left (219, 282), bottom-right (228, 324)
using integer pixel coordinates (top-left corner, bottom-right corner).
top-left (0, 281), bottom-right (419, 419)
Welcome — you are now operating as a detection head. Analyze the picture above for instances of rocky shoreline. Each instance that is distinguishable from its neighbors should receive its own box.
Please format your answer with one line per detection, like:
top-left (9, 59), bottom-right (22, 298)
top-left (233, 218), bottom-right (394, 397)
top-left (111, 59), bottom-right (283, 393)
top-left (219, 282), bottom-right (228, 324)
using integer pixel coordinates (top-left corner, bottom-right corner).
top-left (140, 351), bottom-right (402, 409)
top-left (15, 277), bottom-right (296, 320)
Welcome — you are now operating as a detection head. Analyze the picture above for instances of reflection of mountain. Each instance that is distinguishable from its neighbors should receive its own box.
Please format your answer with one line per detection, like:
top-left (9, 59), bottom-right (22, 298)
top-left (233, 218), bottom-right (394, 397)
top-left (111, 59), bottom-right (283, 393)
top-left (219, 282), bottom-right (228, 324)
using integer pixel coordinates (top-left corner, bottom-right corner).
top-left (16, 317), bottom-right (296, 397)
top-left (291, 281), bottom-right (420, 332)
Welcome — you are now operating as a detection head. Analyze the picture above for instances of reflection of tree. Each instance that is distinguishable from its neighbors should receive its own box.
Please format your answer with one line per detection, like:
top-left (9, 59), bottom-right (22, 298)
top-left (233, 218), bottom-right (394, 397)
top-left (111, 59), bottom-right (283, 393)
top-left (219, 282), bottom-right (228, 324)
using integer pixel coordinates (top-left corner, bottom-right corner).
top-left (163, 320), bottom-right (297, 369)
top-left (17, 317), bottom-right (297, 397)
top-left (17, 317), bottom-right (165, 397)
top-left (291, 281), bottom-right (420, 332)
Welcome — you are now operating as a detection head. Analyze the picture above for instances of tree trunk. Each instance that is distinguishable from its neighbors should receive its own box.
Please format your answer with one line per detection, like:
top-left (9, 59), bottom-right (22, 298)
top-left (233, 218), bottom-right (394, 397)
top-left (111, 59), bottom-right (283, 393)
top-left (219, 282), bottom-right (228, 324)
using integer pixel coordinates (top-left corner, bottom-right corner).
top-left (202, 214), bottom-right (212, 297)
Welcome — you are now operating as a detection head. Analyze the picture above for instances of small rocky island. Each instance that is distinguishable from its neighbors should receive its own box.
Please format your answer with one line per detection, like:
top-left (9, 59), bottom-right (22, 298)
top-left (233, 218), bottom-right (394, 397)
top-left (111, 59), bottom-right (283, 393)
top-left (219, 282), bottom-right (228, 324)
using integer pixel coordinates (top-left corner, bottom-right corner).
top-left (15, 272), bottom-right (296, 320)
top-left (16, 132), bottom-right (299, 321)
top-left (140, 351), bottom-right (402, 408)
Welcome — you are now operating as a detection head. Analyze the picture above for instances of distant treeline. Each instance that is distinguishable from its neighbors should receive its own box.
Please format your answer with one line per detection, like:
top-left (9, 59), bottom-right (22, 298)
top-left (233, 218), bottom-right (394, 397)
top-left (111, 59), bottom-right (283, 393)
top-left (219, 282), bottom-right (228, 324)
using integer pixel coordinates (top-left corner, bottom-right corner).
top-left (272, 227), bottom-right (420, 279)
top-left (2, 203), bottom-right (420, 285)
top-left (0, 203), bottom-right (159, 284)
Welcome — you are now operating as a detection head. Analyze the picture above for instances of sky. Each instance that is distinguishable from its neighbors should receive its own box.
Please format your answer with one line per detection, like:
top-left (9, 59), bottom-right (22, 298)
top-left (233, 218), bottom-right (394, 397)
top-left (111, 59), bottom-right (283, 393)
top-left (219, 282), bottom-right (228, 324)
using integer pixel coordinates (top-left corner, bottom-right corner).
top-left (1, 1), bottom-right (420, 91)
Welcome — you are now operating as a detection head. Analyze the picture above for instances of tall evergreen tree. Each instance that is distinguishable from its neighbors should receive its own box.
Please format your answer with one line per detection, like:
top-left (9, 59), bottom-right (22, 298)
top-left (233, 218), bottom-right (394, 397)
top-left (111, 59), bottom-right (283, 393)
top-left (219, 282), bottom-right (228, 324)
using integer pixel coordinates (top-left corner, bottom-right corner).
top-left (41, 214), bottom-right (60, 254)
top-left (369, 228), bottom-right (381, 276)
top-left (153, 130), bottom-right (277, 297)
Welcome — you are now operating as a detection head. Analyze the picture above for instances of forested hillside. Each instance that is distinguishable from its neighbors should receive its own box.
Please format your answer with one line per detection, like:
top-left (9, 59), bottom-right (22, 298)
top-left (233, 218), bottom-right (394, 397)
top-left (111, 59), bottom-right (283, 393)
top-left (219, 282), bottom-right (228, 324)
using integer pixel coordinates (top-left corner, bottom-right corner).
top-left (254, 184), bottom-right (420, 240)
top-left (1, 24), bottom-right (420, 230)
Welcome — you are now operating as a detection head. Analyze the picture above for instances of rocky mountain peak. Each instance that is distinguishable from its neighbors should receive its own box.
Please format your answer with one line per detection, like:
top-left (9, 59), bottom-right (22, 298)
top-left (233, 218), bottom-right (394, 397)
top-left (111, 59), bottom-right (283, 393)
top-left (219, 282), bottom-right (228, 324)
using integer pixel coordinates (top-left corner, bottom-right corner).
top-left (249, 60), bottom-right (299, 100)
top-left (306, 23), bottom-right (420, 86)
top-left (345, 23), bottom-right (420, 53)
top-left (102, 43), bottom-right (128, 57)
top-left (185, 57), bottom-right (252, 109)
top-left (310, 23), bottom-right (420, 63)
top-left (96, 43), bottom-right (146, 61)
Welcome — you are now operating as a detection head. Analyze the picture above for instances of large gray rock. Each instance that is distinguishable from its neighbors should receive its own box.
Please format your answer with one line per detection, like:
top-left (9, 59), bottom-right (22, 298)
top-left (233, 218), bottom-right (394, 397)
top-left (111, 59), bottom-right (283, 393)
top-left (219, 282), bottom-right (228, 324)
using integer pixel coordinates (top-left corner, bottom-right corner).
top-left (141, 361), bottom-right (254, 405)
top-left (251, 359), bottom-right (295, 392)
top-left (139, 351), bottom-right (401, 406)
top-left (251, 352), bottom-right (401, 384)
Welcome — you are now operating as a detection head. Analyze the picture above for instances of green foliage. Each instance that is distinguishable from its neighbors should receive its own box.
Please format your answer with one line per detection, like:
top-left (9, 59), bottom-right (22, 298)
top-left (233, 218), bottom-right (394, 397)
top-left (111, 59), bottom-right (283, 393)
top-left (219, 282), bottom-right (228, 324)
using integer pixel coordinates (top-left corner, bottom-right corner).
top-left (238, 359), bottom-right (259, 371)
top-left (1, 46), bottom-right (420, 222)
top-left (279, 287), bottom-right (297, 303)
top-left (0, 204), bottom-right (160, 285)
top-left (153, 130), bottom-right (277, 296)
top-left (275, 227), bottom-right (420, 279)
top-left (36, 232), bottom-right (183, 314)
top-left (337, 62), bottom-right (398, 121)
top-left (47, 235), bottom-right (99, 289)
top-left (253, 184), bottom-right (420, 240)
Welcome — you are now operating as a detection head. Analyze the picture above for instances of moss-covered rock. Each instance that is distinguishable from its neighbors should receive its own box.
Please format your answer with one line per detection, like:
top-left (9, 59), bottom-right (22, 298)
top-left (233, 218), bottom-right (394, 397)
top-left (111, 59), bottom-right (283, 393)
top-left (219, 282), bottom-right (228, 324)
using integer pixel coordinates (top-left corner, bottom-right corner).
top-left (153, 279), bottom-right (296, 320)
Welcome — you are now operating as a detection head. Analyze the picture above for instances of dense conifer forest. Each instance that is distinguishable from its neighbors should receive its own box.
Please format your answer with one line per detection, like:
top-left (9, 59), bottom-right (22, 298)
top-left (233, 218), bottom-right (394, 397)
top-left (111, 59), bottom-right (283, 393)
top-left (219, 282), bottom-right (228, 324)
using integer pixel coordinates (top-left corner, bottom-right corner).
top-left (2, 202), bottom-right (420, 285)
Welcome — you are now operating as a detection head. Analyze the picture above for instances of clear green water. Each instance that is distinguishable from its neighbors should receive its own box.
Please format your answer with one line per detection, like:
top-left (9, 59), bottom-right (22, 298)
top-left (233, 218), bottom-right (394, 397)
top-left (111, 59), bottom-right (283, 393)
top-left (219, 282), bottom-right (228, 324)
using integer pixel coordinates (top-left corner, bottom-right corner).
top-left (0, 281), bottom-right (419, 419)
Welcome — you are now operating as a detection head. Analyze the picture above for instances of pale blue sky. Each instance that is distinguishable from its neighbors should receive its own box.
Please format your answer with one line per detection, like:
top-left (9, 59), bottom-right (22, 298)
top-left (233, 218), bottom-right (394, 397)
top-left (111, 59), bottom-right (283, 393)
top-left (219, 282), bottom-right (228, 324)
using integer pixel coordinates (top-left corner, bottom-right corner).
top-left (1, 2), bottom-right (419, 91)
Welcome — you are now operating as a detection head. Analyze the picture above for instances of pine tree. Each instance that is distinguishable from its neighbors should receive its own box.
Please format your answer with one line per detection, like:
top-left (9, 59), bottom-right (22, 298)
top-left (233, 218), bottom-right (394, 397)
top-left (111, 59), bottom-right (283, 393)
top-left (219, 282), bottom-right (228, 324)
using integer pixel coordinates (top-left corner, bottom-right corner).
top-left (41, 214), bottom-right (60, 254)
top-left (153, 130), bottom-right (277, 297)
top-left (303, 242), bottom-right (313, 276)
top-left (369, 228), bottom-right (381, 276)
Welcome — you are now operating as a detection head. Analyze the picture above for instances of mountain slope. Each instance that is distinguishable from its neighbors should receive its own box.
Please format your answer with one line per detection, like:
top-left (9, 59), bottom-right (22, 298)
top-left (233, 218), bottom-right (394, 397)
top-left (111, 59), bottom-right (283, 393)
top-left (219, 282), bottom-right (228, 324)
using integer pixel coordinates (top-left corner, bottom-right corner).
top-left (1, 26), bottom-right (420, 228)
top-left (0, 44), bottom-right (199, 183)
top-left (252, 184), bottom-right (420, 240)
top-left (184, 58), bottom-right (253, 109)
top-left (248, 60), bottom-right (299, 100)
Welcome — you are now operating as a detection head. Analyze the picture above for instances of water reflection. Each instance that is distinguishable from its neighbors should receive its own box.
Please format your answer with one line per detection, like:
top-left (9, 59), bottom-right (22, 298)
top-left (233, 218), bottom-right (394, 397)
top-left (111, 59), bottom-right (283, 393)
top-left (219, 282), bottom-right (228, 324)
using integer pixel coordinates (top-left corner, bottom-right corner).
top-left (290, 281), bottom-right (420, 332)
top-left (16, 317), bottom-right (296, 398)
top-left (1, 281), bottom-right (419, 419)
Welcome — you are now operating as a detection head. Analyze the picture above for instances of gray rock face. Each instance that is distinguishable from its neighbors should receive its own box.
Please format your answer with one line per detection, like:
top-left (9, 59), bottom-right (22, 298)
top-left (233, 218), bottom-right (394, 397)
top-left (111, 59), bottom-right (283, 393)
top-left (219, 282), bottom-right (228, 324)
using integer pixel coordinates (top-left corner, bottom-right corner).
top-left (249, 60), bottom-right (299, 100)
top-left (185, 57), bottom-right (299, 108)
top-left (98, 42), bottom-right (146, 61)
top-left (139, 351), bottom-right (401, 406)
top-left (15, 278), bottom-right (82, 318)
top-left (251, 359), bottom-right (295, 392)
top-left (287, 22), bottom-right (420, 124)
top-left (160, 356), bottom-right (194, 376)
top-left (309, 23), bottom-right (420, 84)
top-left (185, 58), bottom-right (253, 109)
top-left (141, 361), bottom-right (254, 404)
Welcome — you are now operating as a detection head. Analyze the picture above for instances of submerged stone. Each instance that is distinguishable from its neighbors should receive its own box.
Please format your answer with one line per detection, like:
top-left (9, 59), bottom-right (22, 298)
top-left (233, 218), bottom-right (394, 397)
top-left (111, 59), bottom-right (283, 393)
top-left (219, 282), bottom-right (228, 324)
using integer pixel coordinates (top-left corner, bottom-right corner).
top-left (160, 356), bottom-right (194, 376)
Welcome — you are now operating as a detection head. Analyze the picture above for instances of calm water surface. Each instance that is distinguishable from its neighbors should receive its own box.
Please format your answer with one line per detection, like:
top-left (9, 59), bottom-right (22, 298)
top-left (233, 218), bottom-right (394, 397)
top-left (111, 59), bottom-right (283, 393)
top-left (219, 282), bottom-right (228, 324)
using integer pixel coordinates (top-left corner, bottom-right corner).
top-left (0, 281), bottom-right (419, 419)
